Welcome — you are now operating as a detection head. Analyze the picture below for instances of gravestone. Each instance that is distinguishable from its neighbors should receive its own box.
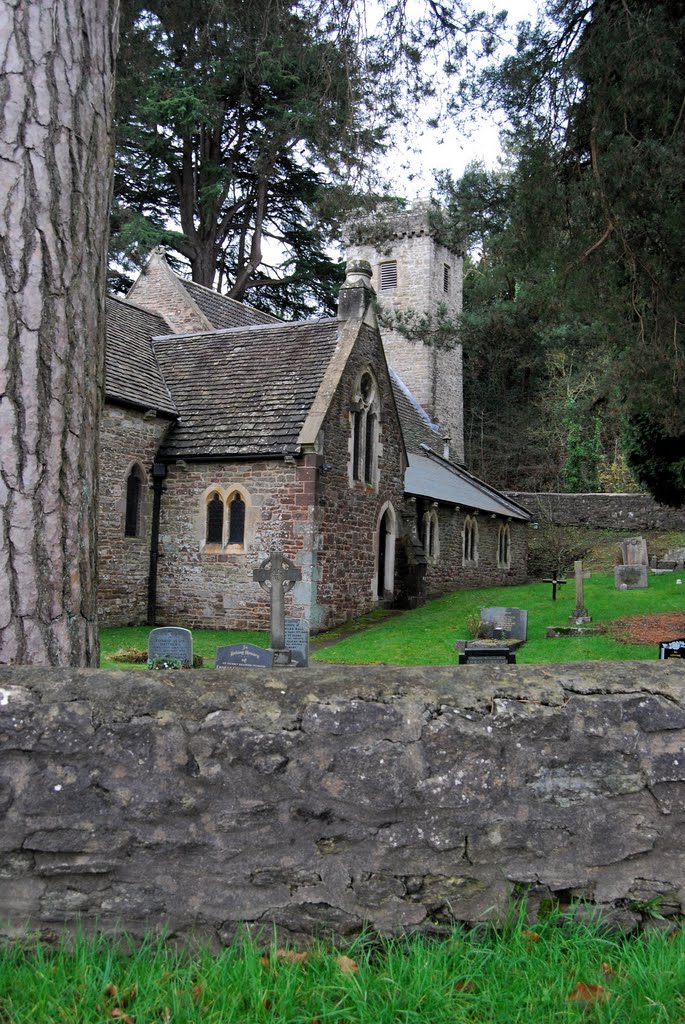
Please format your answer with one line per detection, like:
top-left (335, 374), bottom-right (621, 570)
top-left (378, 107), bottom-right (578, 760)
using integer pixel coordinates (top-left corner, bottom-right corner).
top-left (621, 536), bottom-right (648, 566)
top-left (614, 564), bottom-right (648, 589)
top-left (658, 638), bottom-right (685, 660)
top-left (285, 617), bottom-right (309, 667)
top-left (253, 548), bottom-right (302, 666)
top-left (215, 643), bottom-right (274, 668)
top-left (479, 607), bottom-right (527, 642)
top-left (147, 626), bottom-right (193, 668)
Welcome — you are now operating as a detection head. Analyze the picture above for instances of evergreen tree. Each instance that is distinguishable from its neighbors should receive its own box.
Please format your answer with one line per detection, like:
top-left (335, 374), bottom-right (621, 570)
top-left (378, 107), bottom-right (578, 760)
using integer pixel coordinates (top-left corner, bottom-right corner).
top-left (113, 0), bottom-right (499, 315)
top-left (466, 0), bottom-right (685, 502)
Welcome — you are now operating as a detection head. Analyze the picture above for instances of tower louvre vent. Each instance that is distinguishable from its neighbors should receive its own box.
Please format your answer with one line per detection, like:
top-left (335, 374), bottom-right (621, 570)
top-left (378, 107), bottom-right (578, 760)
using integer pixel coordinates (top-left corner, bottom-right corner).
top-left (379, 261), bottom-right (397, 290)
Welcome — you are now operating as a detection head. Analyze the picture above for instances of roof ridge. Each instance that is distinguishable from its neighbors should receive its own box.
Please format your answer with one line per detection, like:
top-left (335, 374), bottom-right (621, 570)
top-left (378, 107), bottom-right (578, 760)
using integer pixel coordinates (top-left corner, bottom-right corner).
top-left (151, 317), bottom-right (337, 343)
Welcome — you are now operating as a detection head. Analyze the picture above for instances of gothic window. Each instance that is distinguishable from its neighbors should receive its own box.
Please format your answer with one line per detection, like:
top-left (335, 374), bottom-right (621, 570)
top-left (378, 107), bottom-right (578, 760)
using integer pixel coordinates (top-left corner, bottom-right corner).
top-left (206, 492), bottom-right (224, 545)
top-left (379, 261), bottom-right (397, 290)
top-left (498, 522), bottom-right (511, 569)
top-left (463, 515), bottom-right (479, 565)
top-left (443, 263), bottom-right (451, 293)
top-left (424, 506), bottom-right (439, 562)
top-left (124, 465), bottom-right (143, 538)
top-left (350, 369), bottom-right (380, 487)
top-left (227, 492), bottom-right (246, 546)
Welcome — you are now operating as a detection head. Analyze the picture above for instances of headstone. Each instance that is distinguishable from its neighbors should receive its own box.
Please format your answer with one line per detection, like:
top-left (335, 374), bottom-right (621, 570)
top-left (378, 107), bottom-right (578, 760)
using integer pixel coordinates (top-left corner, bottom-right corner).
top-left (614, 564), bottom-right (648, 589)
top-left (147, 626), bottom-right (193, 668)
top-left (569, 559), bottom-right (591, 623)
top-left (542, 574), bottom-right (566, 600)
top-left (215, 643), bottom-right (274, 668)
top-left (253, 548), bottom-right (302, 665)
top-left (621, 536), bottom-right (648, 566)
top-left (479, 607), bottom-right (527, 642)
top-left (658, 638), bottom-right (685, 660)
top-left (663, 547), bottom-right (685, 569)
top-left (284, 617), bottom-right (309, 667)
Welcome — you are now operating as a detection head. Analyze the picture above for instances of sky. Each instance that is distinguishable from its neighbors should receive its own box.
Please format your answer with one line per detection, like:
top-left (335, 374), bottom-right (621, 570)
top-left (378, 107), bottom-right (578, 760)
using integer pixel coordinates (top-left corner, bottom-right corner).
top-left (380, 0), bottom-right (541, 196)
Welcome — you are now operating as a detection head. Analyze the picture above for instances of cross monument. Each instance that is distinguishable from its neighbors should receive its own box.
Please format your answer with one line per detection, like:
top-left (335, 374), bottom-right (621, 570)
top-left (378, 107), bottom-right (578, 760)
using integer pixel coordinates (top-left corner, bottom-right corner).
top-left (253, 548), bottom-right (301, 664)
top-left (569, 559), bottom-right (591, 623)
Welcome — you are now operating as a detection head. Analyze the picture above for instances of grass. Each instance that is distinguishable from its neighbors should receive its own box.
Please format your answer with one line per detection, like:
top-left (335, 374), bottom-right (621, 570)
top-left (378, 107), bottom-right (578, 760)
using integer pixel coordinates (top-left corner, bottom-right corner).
top-left (0, 913), bottom-right (682, 1023)
top-left (100, 570), bottom-right (685, 669)
top-left (309, 570), bottom-right (685, 665)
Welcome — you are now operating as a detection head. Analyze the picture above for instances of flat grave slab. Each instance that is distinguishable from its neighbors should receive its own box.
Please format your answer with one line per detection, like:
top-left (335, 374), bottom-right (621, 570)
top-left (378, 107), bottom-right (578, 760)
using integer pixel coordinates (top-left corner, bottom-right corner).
top-left (215, 643), bottom-right (274, 668)
top-left (459, 644), bottom-right (516, 665)
top-left (148, 627), bottom-right (193, 668)
top-left (479, 606), bottom-right (528, 642)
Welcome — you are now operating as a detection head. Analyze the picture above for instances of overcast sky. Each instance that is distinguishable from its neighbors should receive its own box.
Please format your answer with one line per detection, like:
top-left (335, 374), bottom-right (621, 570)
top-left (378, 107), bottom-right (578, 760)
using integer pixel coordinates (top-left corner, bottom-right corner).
top-left (380, 0), bottom-right (541, 196)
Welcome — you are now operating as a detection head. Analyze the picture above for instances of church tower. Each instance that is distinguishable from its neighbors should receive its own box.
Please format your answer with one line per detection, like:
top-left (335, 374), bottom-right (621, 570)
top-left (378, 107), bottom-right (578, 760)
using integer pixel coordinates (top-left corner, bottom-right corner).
top-left (346, 203), bottom-right (464, 462)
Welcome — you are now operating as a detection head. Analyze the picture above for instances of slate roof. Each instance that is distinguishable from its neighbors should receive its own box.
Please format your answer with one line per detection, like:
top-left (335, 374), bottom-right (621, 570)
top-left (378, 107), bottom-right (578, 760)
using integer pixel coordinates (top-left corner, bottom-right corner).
top-left (179, 279), bottom-right (279, 329)
top-left (105, 296), bottom-right (177, 416)
top-left (406, 449), bottom-right (531, 520)
top-left (390, 368), bottom-right (442, 455)
top-left (153, 319), bottom-right (340, 459)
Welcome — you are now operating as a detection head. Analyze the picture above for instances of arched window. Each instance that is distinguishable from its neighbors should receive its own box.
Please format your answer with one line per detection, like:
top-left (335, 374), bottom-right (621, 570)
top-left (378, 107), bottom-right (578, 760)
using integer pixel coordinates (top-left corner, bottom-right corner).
top-left (463, 515), bottom-right (479, 565)
top-left (203, 486), bottom-right (251, 552)
top-left (206, 492), bottom-right (224, 545)
top-left (350, 369), bottom-right (380, 487)
top-left (124, 465), bottom-right (143, 538)
top-left (424, 505), bottom-right (439, 562)
top-left (498, 522), bottom-right (511, 569)
top-left (227, 492), bottom-right (246, 546)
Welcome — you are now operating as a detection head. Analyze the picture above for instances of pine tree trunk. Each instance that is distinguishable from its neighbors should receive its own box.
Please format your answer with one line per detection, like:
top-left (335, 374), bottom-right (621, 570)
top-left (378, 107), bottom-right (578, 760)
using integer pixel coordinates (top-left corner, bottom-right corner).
top-left (0, 0), bottom-right (119, 665)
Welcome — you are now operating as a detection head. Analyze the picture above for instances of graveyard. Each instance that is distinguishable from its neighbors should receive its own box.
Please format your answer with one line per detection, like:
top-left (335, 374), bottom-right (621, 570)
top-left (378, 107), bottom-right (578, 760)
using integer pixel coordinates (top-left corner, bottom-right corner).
top-left (101, 564), bottom-right (685, 669)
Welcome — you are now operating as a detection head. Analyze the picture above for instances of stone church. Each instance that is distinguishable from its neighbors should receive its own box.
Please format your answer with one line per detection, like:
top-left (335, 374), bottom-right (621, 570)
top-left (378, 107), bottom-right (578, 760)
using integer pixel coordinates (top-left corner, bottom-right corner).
top-left (99, 206), bottom-right (530, 632)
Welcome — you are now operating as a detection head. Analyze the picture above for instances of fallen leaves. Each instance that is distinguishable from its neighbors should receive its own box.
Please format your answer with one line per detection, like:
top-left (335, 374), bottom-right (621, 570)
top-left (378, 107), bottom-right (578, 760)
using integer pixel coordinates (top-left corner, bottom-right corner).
top-left (567, 982), bottom-right (611, 1004)
top-left (336, 955), bottom-right (358, 974)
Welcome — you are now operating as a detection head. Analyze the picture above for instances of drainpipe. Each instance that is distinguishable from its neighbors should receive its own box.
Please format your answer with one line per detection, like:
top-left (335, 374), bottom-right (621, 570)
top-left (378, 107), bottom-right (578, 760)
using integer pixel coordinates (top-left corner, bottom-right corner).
top-left (147, 461), bottom-right (167, 626)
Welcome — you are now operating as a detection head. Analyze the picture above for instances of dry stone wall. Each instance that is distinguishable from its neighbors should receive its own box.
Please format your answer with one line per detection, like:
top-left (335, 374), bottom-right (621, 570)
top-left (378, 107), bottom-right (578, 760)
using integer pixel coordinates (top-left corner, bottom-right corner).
top-left (1, 663), bottom-right (683, 944)
top-left (508, 492), bottom-right (685, 531)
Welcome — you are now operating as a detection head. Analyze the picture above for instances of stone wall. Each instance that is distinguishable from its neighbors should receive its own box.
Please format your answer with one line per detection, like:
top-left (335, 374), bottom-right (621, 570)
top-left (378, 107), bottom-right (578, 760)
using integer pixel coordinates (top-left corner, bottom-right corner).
top-left (314, 323), bottom-right (407, 629)
top-left (346, 209), bottom-right (465, 462)
top-left (422, 508), bottom-right (528, 597)
top-left (97, 406), bottom-right (173, 627)
top-left (2, 663), bottom-right (683, 944)
top-left (507, 492), bottom-right (685, 531)
top-left (155, 458), bottom-right (315, 631)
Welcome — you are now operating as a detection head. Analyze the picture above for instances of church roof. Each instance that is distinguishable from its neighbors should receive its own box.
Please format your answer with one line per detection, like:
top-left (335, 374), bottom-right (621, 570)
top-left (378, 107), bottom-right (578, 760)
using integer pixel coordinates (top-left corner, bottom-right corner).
top-left (153, 319), bottom-right (340, 459)
top-left (389, 369), bottom-right (442, 455)
top-left (105, 296), bottom-right (177, 416)
top-left (178, 279), bottom-right (279, 329)
top-left (406, 448), bottom-right (531, 521)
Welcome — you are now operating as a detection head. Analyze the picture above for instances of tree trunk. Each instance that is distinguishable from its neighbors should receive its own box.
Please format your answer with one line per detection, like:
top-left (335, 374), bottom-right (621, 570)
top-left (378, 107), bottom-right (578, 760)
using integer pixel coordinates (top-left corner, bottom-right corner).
top-left (0, 0), bottom-right (119, 665)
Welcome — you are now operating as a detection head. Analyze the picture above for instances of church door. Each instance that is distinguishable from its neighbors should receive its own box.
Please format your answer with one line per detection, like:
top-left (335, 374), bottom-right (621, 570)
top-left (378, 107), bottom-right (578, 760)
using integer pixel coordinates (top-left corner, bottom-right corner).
top-left (376, 507), bottom-right (395, 600)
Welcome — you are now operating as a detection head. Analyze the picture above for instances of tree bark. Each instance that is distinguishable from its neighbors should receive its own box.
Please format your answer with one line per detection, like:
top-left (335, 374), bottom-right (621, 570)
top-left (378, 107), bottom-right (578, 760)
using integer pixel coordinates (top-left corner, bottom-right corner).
top-left (0, 0), bottom-right (119, 665)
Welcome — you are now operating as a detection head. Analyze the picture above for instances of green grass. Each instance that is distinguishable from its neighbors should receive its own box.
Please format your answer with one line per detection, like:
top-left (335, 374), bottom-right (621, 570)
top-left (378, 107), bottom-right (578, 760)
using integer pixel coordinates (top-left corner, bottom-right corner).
top-left (309, 571), bottom-right (685, 665)
top-left (1, 915), bottom-right (682, 1023)
top-left (100, 571), bottom-right (685, 668)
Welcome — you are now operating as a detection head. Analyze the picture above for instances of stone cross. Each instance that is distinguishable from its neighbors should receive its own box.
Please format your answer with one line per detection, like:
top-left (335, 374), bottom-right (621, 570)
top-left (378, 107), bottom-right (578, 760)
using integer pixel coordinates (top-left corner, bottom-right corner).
top-left (569, 559), bottom-right (591, 623)
top-left (253, 548), bottom-right (301, 654)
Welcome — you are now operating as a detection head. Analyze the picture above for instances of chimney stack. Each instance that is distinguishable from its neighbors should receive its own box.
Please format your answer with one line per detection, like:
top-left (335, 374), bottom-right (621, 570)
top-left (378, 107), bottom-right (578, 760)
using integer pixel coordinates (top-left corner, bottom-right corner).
top-left (337, 259), bottom-right (374, 321)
